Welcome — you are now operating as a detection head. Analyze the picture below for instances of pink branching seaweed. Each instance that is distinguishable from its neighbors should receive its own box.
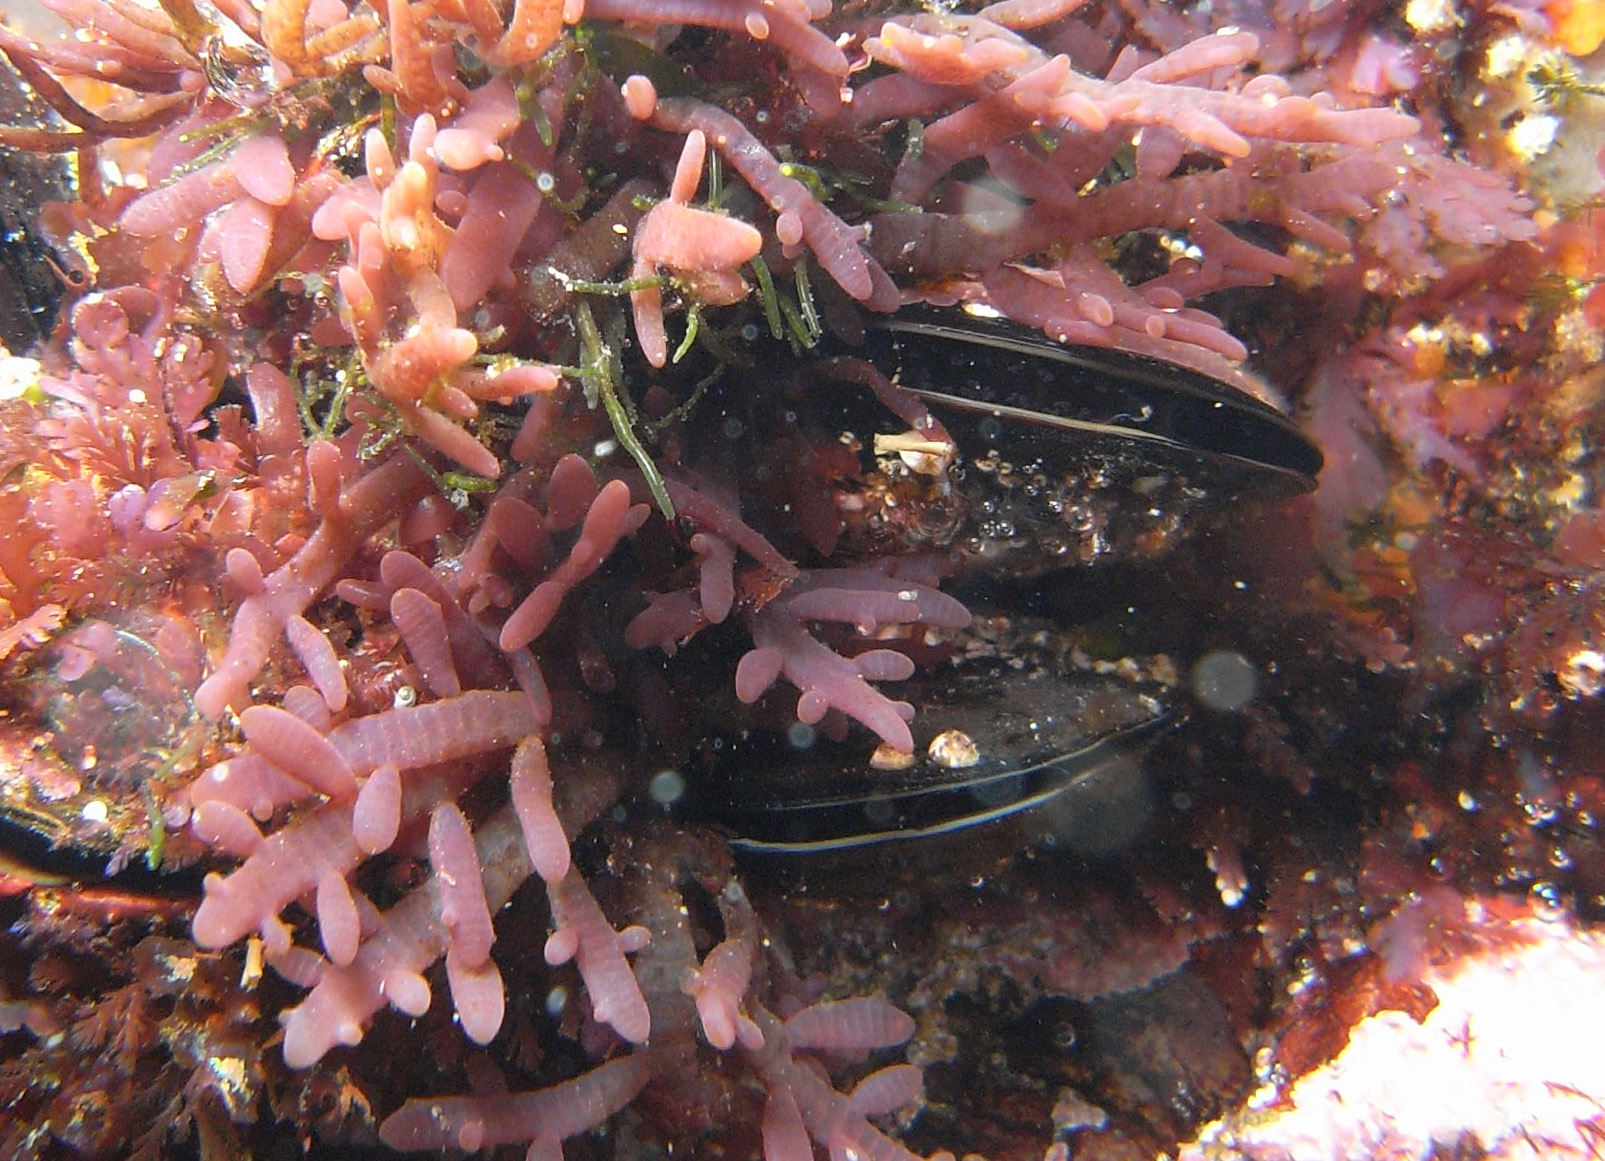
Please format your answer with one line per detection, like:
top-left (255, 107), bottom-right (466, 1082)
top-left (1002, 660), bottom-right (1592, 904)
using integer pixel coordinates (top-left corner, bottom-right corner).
top-left (736, 566), bottom-right (972, 754)
top-left (0, 0), bottom-right (1553, 1155)
top-left (630, 128), bottom-right (764, 367)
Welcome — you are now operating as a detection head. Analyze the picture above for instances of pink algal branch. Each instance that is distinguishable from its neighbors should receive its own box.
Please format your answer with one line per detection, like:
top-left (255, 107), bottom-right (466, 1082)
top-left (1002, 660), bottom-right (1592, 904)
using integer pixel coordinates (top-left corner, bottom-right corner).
top-left (389, 585), bottom-right (463, 696)
top-left (785, 996), bottom-right (918, 1055)
top-left (237, 703), bottom-right (357, 799)
top-left (625, 589), bottom-right (708, 656)
top-left (867, 19), bottom-right (1417, 200)
top-left (365, 0), bottom-right (579, 112)
top-left (191, 801), bottom-right (369, 956)
top-left (277, 803), bottom-right (547, 1068)
top-left (630, 129), bottom-right (764, 368)
top-left (499, 478), bottom-right (651, 651)
top-left (274, 739), bottom-right (631, 1068)
top-left (735, 566), bottom-right (972, 754)
top-left (430, 800), bottom-right (506, 1044)
top-left (650, 99), bottom-right (899, 310)
top-left (683, 937), bottom-right (763, 1051)
top-left (973, 255), bottom-right (1252, 371)
top-left (586, 0), bottom-right (847, 78)
top-left (379, 1053), bottom-right (654, 1154)
top-left (260, 0), bottom-right (385, 77)
top-left (193, 449), bottom-right (434, 719)
top-left (478, 0), bottom-right (582, 68)
top-left (317, 109), bottom-right (561, 477)
top-left (378, 548), bottom-right (509, 687)
top-left (430, 73), bottom-right (520, 171)
top-left (363, 0), bottom-right (468, 114)
top-left (648, 473), bottom-right (800, 580)
top-left (751, 1000), bottom-right (926, 1161)
top-left (692, 532), bottom-right (738, 623)
top-left (546, 868), bottom-right (654, 1044)
top-left (510, 735), bottom-right (571, 883)
top-left (189, 689), bottom-right (539, 952)
top-left (621, 473), bottom-right (801, 655)
top-left (191, 688), bottom-right (537, 820)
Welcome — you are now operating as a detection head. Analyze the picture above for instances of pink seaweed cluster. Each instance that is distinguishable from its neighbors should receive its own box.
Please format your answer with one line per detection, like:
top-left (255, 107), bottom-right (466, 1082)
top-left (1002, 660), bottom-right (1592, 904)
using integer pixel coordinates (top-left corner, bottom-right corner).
top-left (0, 0), bottom-right (1562, 1155)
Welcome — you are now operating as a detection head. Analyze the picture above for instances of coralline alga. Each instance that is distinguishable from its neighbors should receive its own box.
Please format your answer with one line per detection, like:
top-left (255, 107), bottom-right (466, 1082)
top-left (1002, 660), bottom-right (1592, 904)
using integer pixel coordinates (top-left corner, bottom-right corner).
top-left (0, 0), bottom-right (1596, 1158)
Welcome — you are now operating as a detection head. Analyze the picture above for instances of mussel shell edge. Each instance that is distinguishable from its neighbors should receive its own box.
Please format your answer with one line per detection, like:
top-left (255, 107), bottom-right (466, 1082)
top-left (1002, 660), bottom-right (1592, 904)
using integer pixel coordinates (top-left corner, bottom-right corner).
top-left (683, 661), bottom-right (1176, 859)
top-left (866, 310), bottom-right (1323, 491)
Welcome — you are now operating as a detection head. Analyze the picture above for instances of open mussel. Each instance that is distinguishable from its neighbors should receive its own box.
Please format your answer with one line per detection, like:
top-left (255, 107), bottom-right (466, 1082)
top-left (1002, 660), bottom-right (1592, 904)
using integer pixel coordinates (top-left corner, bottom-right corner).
top-left (676, 308), bottom-right (1312, 864)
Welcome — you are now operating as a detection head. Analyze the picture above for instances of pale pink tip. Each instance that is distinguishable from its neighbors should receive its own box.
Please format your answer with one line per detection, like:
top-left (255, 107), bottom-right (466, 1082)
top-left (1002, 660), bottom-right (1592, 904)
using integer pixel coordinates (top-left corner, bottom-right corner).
top-left (621, 74), bottom-right (657, 121)
top-left (234, 133), bottom-right (296, 206)
top-left (776, 210), bottom-right (804, 248)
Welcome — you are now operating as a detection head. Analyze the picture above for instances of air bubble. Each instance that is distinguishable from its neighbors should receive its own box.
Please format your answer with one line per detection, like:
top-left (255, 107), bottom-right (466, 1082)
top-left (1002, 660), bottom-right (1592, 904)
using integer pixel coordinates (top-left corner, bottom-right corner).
top-left (1530, 880), bottom-right (1565, 920)
top-left (1191, 649), bottom-right (1259, 712)
top-left (648, 769), bottom-right (686, 806)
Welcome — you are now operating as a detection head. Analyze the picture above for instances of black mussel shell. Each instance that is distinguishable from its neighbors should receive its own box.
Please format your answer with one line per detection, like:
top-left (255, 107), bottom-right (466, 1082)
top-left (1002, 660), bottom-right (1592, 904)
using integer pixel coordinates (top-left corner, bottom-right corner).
top-left (664, 311), bottom-right (1290, 866)
top-left (835, 309), bottom-right (1321, 576)
top-left (681, 656), bottom-right (1174, 862)
top-left (867, 308), bottom-right (1321, 484)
